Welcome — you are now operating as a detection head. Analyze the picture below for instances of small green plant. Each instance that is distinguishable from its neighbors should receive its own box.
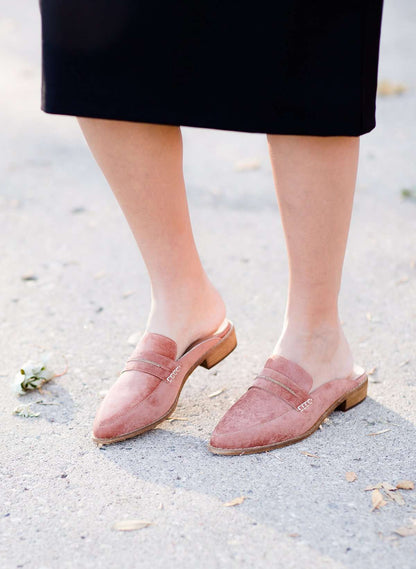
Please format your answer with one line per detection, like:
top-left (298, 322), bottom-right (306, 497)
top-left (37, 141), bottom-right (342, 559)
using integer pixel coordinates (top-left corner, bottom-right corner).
top-left (13, 352), bottom-right (55, 395)
top-left (401, 187), bottom-right (416, 200)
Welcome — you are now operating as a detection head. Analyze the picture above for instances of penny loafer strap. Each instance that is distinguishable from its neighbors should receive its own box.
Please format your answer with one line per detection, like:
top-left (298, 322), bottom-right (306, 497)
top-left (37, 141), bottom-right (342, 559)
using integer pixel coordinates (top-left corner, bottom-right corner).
top-left (250, 367), bottom-right (312, 412)
top-left (121, 350), bottom-right (181, 383)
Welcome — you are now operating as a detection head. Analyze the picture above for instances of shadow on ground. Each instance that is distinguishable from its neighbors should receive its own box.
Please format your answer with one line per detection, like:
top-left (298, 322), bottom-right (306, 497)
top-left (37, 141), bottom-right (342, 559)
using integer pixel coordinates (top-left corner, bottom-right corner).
top-left (95, 397), bottom-right (416, 568)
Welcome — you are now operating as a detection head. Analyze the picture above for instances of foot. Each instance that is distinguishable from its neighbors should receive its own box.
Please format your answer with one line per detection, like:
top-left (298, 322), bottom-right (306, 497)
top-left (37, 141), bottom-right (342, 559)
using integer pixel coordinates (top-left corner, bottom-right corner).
top-left (143, 275), bottom-right (227, 360)
top-left (93, 319), bottom-right (237, 444)
top-left (271, 320), bottom-right (355, 392)
top-left (209, 351), bottom-right (367, 455)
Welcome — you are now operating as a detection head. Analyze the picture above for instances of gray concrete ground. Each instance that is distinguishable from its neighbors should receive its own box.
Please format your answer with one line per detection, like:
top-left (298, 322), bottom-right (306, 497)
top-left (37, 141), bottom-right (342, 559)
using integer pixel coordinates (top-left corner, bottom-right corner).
top-left (1, 1), bottom-right (415, 568)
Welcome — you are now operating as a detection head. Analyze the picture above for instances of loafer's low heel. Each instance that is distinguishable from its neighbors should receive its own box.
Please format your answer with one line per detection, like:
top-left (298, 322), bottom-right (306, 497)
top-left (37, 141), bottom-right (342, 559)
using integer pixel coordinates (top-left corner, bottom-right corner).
top-left (336, 378), bottom-right (368, 412)
top-left (199, 325), bottom-right (237, 369)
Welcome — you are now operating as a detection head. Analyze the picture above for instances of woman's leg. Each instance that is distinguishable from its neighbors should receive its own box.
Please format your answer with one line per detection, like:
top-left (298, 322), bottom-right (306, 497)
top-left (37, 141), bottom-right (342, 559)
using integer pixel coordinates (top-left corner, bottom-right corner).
top-left (77, 118), bottom-right (226, 358)
top-left (266, 135), bottom-right (360, 390)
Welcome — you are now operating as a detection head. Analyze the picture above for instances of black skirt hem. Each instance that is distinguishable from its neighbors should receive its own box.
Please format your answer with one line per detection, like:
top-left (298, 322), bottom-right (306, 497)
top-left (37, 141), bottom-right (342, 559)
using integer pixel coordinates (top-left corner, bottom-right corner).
top-left (40, 99), bottom-right (375, 137)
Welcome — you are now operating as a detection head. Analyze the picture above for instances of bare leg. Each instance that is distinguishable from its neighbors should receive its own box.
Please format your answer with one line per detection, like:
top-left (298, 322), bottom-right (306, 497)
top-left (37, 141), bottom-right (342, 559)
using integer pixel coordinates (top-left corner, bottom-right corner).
top-left (77, 118), bottom-right (226, 358)
top-left (266, 135), bottom-right (360, 389)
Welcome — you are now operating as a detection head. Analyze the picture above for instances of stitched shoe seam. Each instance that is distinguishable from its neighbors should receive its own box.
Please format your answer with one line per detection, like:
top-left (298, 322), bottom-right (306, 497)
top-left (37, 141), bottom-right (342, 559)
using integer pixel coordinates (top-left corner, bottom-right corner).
top-left (121, 361), bottom-right (179, 382)
top-left (256, 374), bottom-right (302, 397)
top-left (249, 384), bottom-right (300, 410)
top-left (125, 357), bottom-right (171, 370)
top-left (264, 364), bottom-right (309, 386)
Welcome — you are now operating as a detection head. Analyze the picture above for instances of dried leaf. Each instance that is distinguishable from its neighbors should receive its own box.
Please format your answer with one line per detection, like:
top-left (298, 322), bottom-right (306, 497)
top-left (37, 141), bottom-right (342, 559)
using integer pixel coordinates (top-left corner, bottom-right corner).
top-left (396, 480), bottom-right (414, 490)
top-left (112, 519), bottom-right (152, 531)
top-left (384, 489), bottom-right (405, 506)
top-left (367, 429), bottom-right (390, 436)
top-left (346, 471), bottom-right (357, 482)
top-left (166, 416), bottom-right (188, 422)
top-left (393, 524), bottom-right (416, 537)
top-left (122, 290), bottom-right (136, 299)
top-left (12, 404), bottom-right (40, 418)
top-left (377, 79), bottom-right (408, 97)
top-left (208, 388), bottom-right (226, 398)
top-left (381, 482), bottom-right (396, 492)
top-left (319, 417), bottom-right (331, 428)
top-left (365, 483), bottom-right (383, 491)
top-left (234, 159), bottom-right (261, 171)
top-left (288, 533), bottom-right (300, 538)
top-left (223, 496), bottom-right (246, 507)
top-left (371, 489), bottom-right (387, 511)
top-left (301, 451), bottom-right (320, 458)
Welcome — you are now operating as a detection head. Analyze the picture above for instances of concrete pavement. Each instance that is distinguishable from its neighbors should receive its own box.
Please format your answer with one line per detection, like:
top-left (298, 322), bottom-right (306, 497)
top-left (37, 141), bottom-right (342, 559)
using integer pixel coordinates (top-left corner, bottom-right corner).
top-left (1, 1), bottom-right (415, 568)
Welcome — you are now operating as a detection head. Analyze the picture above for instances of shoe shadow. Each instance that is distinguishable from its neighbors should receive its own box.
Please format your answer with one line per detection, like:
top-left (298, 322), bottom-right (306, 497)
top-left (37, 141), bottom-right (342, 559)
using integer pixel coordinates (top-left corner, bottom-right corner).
top-left (13, 383), bottom-right (76, 425)
top-left (95, 396), bottom-right (416, 568)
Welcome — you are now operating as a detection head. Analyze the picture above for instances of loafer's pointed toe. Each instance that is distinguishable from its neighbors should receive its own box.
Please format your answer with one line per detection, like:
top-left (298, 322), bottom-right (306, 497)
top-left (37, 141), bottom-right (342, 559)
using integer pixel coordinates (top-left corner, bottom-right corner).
top-left (209, 385), bottom-right (292, 451)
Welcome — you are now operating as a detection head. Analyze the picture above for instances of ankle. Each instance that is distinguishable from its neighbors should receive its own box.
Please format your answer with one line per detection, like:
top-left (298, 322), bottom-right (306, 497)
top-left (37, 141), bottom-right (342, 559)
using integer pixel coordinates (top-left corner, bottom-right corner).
top-left (283, 306), bottom-right (341, 330)
top-left (279, 314), bottom-right (343, 344)
top-left (272, 320), bottom-right (354, 386)
top-left (144, 276), bottom-right (227, 357)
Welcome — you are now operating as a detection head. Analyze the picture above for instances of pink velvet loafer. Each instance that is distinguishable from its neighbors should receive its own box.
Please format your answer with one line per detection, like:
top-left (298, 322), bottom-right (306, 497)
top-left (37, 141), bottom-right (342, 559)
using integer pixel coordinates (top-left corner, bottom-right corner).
top-left (92, 318), bottom-right (236, 444)
top-left (209, 354), bottom-right (368, 455)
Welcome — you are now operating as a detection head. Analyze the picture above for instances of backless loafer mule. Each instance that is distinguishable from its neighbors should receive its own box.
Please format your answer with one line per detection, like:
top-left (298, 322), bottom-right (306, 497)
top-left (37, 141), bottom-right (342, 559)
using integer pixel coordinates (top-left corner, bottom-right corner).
top-left (92, 318), bottom-right (236, 444)
top-left (209, 354), bottom-right (368, 455)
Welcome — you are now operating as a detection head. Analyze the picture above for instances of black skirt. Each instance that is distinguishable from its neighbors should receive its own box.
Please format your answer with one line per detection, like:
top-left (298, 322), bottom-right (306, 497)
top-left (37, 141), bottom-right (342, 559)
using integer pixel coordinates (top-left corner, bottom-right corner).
top-left (39, 1), bottom-right (384, 136)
